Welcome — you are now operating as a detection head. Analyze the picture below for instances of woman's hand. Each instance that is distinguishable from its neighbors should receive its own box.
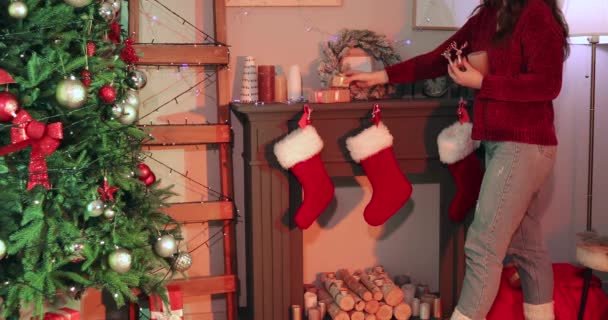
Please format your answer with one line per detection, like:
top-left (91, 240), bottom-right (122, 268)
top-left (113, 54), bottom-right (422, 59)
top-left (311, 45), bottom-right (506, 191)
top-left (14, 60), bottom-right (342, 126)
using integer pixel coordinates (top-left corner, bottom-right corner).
top-left (345, 70), bottom-right (389, 87)
top-left (447, 58), bottom-right (483, 90)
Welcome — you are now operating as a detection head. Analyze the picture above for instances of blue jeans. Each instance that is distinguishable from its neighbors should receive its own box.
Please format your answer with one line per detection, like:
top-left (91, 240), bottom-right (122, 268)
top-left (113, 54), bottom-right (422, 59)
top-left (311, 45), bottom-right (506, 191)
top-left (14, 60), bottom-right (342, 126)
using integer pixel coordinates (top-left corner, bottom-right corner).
top-left (456, 141), bottom-right (557, 319)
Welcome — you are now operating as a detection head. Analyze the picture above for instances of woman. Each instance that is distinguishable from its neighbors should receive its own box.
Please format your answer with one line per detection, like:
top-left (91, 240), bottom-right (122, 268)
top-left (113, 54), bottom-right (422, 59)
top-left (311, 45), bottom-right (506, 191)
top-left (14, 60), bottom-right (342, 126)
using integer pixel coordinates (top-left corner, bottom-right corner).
top-left (347, 0), bottom-right (569, 319)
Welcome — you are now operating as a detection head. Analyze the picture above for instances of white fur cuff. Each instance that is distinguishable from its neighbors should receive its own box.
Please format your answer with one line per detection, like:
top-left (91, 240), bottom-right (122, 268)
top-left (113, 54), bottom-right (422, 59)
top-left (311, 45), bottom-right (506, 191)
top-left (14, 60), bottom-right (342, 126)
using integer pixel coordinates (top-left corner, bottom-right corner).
top-left (437, 122), bottom-right (480, 164)
top-left (274, 125), bottom-right (324, 169)
top-left (450, 309), bottom-right (473, 320)
top-left (346, 122), bottom-right (393, 163)
top-left (523, 302), bottom-right (555, 320)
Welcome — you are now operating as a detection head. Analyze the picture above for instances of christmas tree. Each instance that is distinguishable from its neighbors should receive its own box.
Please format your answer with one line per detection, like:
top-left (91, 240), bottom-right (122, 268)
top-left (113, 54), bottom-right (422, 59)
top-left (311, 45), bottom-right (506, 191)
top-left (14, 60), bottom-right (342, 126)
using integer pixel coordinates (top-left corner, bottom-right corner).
top-left (0, 0), bottom-right (184, 317)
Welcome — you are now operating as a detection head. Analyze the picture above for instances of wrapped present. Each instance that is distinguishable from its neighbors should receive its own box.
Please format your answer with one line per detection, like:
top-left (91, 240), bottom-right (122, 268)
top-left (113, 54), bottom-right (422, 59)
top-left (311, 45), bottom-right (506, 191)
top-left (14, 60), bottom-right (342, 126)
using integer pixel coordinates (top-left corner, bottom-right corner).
top-left (310, 89), bottom-right (351, 104)
top-left (149, 285), bottom-right (183, 320)
top-left (43, 308), bottom-right (79, 320)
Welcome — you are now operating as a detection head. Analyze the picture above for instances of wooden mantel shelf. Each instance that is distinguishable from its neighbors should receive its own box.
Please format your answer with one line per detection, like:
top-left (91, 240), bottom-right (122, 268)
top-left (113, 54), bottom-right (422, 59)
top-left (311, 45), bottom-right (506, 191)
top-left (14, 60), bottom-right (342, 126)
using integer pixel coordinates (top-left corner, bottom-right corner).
top-left (232, 99), bottom-right (468, 320)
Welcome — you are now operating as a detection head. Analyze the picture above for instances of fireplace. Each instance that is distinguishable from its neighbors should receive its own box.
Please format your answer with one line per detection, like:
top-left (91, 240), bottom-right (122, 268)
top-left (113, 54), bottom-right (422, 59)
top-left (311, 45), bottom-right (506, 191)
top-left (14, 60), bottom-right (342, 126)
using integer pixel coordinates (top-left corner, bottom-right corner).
top-left (232, 99), bottom-right (468, 320)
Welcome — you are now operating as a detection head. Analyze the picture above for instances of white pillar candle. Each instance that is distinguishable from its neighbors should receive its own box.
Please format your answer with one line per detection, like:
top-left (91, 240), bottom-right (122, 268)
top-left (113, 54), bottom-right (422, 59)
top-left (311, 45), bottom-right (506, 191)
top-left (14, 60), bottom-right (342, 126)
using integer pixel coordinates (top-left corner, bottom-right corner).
top-left (287, 64), bottom-right (302, 102)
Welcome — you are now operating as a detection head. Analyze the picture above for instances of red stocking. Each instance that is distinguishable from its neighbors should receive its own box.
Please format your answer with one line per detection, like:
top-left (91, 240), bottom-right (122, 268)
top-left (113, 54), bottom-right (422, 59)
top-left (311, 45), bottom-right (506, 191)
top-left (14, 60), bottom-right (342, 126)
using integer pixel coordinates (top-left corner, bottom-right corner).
top-left (274, 125), bottom-right (334, 229)
top-left (346, 122), bottom-right (413, 226)
top-left (437, 121), bottom-right (484, 222)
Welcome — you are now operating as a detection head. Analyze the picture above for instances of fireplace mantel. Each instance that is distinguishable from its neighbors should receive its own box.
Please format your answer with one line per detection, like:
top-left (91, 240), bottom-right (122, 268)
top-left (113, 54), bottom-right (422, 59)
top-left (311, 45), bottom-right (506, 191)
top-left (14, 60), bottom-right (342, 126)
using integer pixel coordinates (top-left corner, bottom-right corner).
top-left (232, 99), bottom-right (469, 320)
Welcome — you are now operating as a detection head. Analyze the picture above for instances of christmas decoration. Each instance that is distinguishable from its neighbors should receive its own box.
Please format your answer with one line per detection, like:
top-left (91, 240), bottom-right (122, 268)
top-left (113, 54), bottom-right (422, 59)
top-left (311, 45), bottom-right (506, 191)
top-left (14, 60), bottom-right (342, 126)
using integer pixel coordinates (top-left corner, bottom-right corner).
top-left (0, 2), bottom-right (183, 316)
top-left (64, 0), bottom-right (91, 7)
top-left (126, 69), bottom-right (147, 90)
top-left (98, 85), bottom-right (117, 103)
top-left (66, 242), bottom-right (85, 262)
top-left (318, 29), bottom-right (403, 100)
top-left (0, 110), bottom-right (63, 190)
top-left (137, 163), bottom-right (152, 178)
top-left (143, 172), bottom-right (156, 186)
top-left (0, 91), bottom-right (19, 122)
top-left (239, 56), bottom-right (258, 103)
top-left (8, 1), bottom-right (28, 19)
top-left (273, 106), bottom-right (334, 229)
top-left (43, 307), bottom-right (80, 319)
top-left (154, 235), bottom-right (178, 258)
top-left (437, 101), bottom-right (483, 222)
top-left (86, 41), bottom-right (96, 57)
top-left (56, 75), bottom-right (88, 109)
top-left (98, 2), bottom-right (115, 21)
top-left (80, 69), bottom-right (92, 87)
top-left (172, 252), bottom-right (192, 272)
top-left (107, 0), bottom-right (121, 13)
top-left (120, 38), bottom-right (139, 64)
top-left (124, 89), bottom-right (141, 108)
top-left (149, 285), bottom-right (184, 320)
top-left (86, 200), bottom-right (105, 217)
top-left (108, 248), bottom-right (132, 273)
top-left (0, 239), bottom-right (6, 260)
top-left (97, 178), bottom-right (119, 202)
top-left (117, 104), bottom-right (138, 125)
top-left (103, 207), bottom-right (116, 219)
top-left (346, 105), bottom-right (413, 226)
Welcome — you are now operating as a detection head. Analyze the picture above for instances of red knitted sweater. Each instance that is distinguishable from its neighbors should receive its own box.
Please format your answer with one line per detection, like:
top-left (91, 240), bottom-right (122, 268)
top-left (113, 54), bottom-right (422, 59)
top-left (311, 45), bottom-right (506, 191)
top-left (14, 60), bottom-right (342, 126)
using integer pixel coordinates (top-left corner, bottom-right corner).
top-left (386, 0), bottom-right (565, 145)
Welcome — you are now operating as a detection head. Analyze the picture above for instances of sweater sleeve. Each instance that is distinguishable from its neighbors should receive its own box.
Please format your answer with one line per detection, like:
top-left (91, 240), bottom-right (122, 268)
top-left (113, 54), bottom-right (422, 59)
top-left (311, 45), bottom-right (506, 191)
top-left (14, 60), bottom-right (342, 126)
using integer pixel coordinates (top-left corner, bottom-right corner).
top-left (477, 8), bottom-right (564, 102)
top-left (384, 13), bottom-right (479, 84)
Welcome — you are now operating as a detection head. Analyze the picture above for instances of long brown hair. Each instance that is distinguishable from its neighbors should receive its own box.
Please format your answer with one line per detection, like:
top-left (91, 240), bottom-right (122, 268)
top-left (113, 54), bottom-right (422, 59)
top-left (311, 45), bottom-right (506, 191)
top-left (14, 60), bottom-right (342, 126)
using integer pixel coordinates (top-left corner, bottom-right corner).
top-left (474, 0), bottom-right (570, 57)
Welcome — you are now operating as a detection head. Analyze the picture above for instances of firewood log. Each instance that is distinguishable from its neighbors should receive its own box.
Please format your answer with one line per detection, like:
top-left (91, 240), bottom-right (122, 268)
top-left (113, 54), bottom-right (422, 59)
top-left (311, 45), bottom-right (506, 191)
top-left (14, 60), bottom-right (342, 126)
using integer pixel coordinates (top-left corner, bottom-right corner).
top-left (355, 271), bottom-right (383, 301)
top-left (393, 302), bottom-right (412, 320)
top-left (336, 269), bottom-right (373, 301)
top-left (375, 302), bottom-right (393, 320)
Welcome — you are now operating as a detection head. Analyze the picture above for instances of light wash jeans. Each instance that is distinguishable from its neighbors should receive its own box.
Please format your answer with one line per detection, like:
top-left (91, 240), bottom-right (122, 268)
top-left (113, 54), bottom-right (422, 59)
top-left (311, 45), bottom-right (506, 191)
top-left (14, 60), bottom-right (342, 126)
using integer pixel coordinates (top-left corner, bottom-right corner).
top-left (456, 141), bottom-right (557, 319)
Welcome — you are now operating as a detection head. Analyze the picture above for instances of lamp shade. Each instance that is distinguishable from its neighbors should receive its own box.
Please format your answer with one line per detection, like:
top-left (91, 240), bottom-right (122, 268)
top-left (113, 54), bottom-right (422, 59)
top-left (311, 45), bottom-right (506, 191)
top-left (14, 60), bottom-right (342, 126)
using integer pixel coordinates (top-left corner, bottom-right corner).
top-left (562, 0), bottom-right (608, 43)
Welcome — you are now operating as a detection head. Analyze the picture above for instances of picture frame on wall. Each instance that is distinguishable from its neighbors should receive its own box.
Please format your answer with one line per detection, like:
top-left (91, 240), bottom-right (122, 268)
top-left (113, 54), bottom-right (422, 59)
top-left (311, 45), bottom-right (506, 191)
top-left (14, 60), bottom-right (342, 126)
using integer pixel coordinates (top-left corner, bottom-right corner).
top-left (413, 0), bottom-right (480, 30)
top-left (226, 0), bottom-right (341, 6)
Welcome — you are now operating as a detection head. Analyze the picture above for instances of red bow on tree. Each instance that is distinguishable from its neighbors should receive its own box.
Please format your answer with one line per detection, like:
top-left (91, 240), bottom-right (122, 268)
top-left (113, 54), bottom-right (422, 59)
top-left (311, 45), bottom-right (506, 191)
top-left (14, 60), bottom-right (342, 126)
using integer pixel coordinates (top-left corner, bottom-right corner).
top-left (0, 110), bottom-right (63, 190)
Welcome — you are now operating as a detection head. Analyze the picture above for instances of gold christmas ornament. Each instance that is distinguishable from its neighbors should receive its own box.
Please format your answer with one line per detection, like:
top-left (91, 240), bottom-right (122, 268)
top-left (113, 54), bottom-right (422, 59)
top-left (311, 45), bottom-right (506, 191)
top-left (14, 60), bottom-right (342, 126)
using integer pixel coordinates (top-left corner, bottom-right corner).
top-left (56, 75), bottom-right (87, 109)
top-left (63, 0), bottom-right (91, 7)
top-left (118, 104), bottom-right (138, 125)
top-left (154, 235), bottom-right (178, 258)
top-left (8, 1), bottom-right (28, 19)
top-left (108, 248), bottom-right (132, 273)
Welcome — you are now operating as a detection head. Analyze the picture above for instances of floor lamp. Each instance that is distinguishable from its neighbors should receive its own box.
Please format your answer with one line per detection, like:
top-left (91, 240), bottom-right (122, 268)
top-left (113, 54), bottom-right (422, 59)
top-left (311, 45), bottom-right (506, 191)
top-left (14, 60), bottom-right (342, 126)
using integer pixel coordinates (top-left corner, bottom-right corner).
top-left (562, 1), bottom-right (608, 319)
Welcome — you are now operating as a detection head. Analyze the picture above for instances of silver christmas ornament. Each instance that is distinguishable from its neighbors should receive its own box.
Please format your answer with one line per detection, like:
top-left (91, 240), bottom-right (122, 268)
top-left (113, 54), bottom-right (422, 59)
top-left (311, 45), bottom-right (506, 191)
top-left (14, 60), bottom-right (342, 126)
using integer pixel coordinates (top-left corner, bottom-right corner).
top-left (86, 200), bottom-right (105, 217)
top-left (103, 208), bottom-right (116, 219)
top-left (0, 239), bottom-right (7, 260)
top-left (64, 0), bottom-right (91, 7)
top-left (154, 235), bottom-right (177, 258)
top-left (108, 248), bottom-right (132, 273)
top-left (107, 0), bottom-right (121, 13)
top-left (111, 102), bottom-right (124, 118)
top-left (126, 70), bottom-right (147, 90)
top-left (172, 252), bottom-right (192, 272)
top-left (118, 104), bottom-right (138, 125)
top-left (8, 1), bottom-right (28, 19)
top-left (98, 2), bottom-right (115, 21)
top-left (56, 75), bottom-right (87, 109)
top-left (67, 242), bottom-right (86, 262)
top-left (124, 89), bottom-right (141, 108)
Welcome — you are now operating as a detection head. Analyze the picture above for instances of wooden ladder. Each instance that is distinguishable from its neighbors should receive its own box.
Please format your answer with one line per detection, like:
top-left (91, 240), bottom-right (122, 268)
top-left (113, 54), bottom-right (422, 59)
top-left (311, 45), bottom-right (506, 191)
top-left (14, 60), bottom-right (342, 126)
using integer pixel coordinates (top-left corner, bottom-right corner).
top-left (131, 0), bottom-right (237, 319)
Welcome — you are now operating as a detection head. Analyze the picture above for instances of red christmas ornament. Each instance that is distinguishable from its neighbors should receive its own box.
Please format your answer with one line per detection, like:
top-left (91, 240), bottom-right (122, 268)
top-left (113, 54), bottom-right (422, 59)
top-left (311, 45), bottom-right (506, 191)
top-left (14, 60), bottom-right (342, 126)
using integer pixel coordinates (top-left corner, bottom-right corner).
top-left (80, 69), bottom-right (92, 88)
top-left (108, 22), bottom-right (121, 44)
top-left (98, 85), bottom-right (117, 103)
top-left (137, 163), bottom-right (152, 178)
top-left (97, 178), bottom-right (119, 202)
top-left (0, 92), bottom-right (19, 122)
top-left (120, 38), bottom-right (139, 64)
top-left (86, 41), bottom-right (96, 57)
top-left (143, 172), bottom-right (156, 186)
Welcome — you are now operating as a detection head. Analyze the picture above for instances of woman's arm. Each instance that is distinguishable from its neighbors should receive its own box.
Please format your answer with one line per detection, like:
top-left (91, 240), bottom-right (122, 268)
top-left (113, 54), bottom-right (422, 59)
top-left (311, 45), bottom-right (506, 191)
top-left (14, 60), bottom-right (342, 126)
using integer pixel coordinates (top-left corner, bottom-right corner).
top-left (384, 13), bottom-right (479, 84)
top-left (476, 9), bottom-right (565, 102)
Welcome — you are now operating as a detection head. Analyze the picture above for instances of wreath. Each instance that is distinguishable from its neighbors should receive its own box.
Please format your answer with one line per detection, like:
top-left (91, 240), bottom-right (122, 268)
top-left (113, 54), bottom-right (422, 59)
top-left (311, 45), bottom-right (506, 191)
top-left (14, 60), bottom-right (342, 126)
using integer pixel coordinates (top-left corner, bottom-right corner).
top-left (318, 29), bottom-right (403, 100)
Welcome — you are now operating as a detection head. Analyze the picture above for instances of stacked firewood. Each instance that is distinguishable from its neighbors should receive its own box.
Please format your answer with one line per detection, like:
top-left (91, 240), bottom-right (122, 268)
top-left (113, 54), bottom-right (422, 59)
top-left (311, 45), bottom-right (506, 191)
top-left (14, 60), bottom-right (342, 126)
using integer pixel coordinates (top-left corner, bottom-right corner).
top-left (302, 266), bottom-right (417, 320)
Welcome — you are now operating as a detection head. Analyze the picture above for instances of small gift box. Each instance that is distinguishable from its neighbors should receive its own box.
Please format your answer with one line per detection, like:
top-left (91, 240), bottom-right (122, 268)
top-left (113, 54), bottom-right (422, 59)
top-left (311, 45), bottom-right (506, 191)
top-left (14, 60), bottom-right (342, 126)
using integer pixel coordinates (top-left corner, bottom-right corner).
top-left (149, 285), bottom-right (183, 320)
top-left (310, 89), bottom-right (351, 103)
top-left (43, 308), bottom-right (79, 320)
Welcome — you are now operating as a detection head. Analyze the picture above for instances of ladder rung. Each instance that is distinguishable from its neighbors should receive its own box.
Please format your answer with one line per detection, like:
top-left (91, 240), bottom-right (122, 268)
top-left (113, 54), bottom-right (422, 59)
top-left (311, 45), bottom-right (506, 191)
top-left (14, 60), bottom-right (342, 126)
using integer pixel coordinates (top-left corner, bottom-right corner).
top-left (134, 44), bottom-right (229, 65)
top-left (171, 275), bottom-right (237, 296)
top-left (142, 124), bottom-right (231, 146)
top-left (164, 201), bottom-right (234, 222)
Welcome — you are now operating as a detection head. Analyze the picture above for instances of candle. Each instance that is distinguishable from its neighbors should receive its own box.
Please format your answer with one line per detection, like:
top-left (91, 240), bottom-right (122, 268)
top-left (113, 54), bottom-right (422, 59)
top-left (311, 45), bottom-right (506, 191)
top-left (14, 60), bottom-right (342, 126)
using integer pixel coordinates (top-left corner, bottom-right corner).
top-left (420, 302), bottom-right (431, 320)
top-left (239, 56), bottom-right (258, 103)
top-left (274, 74), bottom-right (287, 102)
top-left (258, 65), bottom-right (275, 103)
top-left (412, 298), bottom-right (420, 317)
top-left (304, 291), bottom-right (317, 316)
top-left (307, 307), bottom-right (321, 320)
top-left (287, 64), bottom-right (302, 102)
top-left (291, 305), bottom-right (302, 320)
top-left (318, 302), bottom-right (326, 319)
top-left (433, 297), bottom-right (443, 319)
